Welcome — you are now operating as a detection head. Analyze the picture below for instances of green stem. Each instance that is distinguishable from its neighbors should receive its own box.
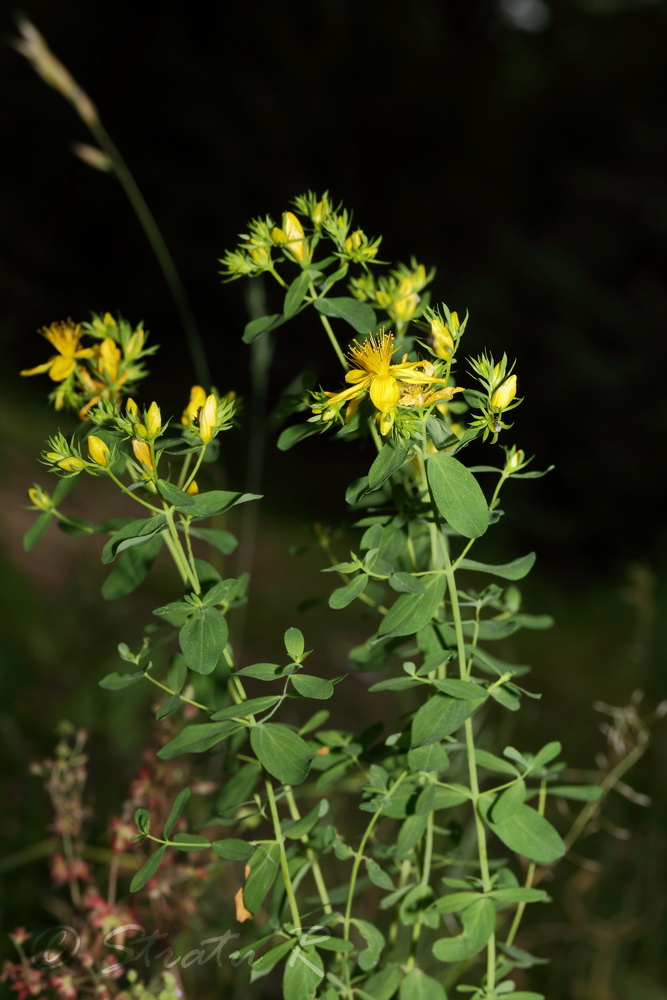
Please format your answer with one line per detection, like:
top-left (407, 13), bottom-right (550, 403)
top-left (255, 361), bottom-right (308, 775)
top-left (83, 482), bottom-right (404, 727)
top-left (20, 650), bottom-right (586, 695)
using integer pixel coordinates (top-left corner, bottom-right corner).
top-left (87, 119), bottom-right (209, 386)
top-left (431, 482), bottom-right (496, 992)
top-left (265, 779), bottom-right (302, 930)
top-left (143, 672), bottom-right (210, 713)
top-left (163, 507), bottom-right (199, 593)
top-left (310, 285), bottom-right (347, 369)
top-left (284, 787), bottom-right (333, 915)
top-left (106, 470), bottom-right (162, 513)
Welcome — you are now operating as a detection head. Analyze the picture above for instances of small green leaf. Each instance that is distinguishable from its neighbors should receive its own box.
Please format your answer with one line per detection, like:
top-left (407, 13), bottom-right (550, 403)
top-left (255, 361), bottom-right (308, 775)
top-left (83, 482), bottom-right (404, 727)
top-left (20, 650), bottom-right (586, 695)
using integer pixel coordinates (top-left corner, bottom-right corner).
top-left (179, 607), bottom-right (228, 675)
top-left (291, 675), bottom-right (334, 700)
top-left (284, 800), bottom-right (328, 840)
top-left (427, 453), bottom-right (489, 539)
top-left (157, 720), bottom-right (242, 760)
top-left (164, 788), bottom-right (190, 840)
top-left (188, 526), bottom-right (238, 554)
top-left (399, 967), bottom-right (447, 1000)
top-left (157, 481), bottom-right (261, 518)
top-left (433, 678), bottom-right (487, 700)
top-left (529, 740), bottom-right (562, 771)
top-left (282, 945), bottom-right (324, 1000)
top-left (378, 574), bottom-right (446, 638)
top-left (489, 887), bottom-right (549, 906)
top-left (547, 784), bottom-right (602, 801)
top-left (408, 743), bottom-right (450, 773)
top-left (130, 845), bottom-right (167, 892)
top-left (284, 627), bottom-right (305, 661)
top-left (366, 858), bottom-right (395, 891)
top-left (99, 669), bottom-right (146, 690)
top-left (474, 749), bottom-right (520, 776)
top-left (481, 801), bottom-right (565, 864)
top-left (432, 891), bottom-right (482, 914)
top-left (134, 808), bottom-right (150, 835)
top-left (211, 838), bottom-right (254, 860)
top-left (250, 724), bottom-right (313, 785)
top-left (23, 512), bottom-right (53, 551)
top-left (389, 573), bottom-right (426, 594)
top-left (277, 423), bottom-right (322, 451)
top-left (329, 574), bottom-right (368, 609)
top-left (432, 897), bottom-right (495, 962)
top-left (411, 694), bottom-right (485, 747)
top-left (243, 312), bottom-right (285, 344)
top-left (359, 965), bottom-right (403, 1000)
top-left (284, 271), bottom-right (312, 317)
top-left (368, 441), bottom-right (410, 492)
top-left (155, 693), bottom-right (182, 721)
top-left (244, 841), bottom-right (280, 913)
top-left (211, 695), bottom-right (281, 721)
top-left (101, 515), bottom-right (167, 564)
top-left (350, 919), bottom-right (385, 972)
top-left (313, 296), bottom-right (376, 334)
top-left (491, 780), bottom-right (526, 823)
top-left (458, 552), bottom-right (536, 580)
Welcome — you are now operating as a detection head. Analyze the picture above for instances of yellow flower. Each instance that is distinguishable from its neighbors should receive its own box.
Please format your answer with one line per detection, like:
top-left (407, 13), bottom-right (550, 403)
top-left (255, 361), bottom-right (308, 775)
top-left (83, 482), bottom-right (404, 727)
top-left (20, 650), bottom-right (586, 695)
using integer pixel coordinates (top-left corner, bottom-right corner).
top-left (87, 435), bottom-right (110, 466)
top-left (181, 385), bottom-right (207, 427)
top-left (491, 374), bottom-right (517, 411)
top-left (20, 320), bottom-right (94, 382)
top-left (313, 197), bottom-right (328, 225)
top-left (132, 438), bottom-right (153, 470)
top-left (398, 384), bottom-right (464, 409)
top-left (323, 332), bottom-right (455, 415)
top-left (198, 394), bottom-right (218, 443)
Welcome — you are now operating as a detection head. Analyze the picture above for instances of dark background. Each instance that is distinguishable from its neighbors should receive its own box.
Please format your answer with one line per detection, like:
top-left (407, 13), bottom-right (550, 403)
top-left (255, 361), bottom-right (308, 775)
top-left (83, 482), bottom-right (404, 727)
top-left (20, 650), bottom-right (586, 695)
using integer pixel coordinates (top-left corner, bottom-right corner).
top-left (1, 1), bottom-right (665, 998)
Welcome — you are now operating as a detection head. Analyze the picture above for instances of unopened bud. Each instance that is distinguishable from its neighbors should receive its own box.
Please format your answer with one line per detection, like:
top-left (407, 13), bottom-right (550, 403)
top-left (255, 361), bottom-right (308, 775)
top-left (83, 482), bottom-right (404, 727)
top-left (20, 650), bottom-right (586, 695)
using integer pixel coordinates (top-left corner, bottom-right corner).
top-left (491, 374), bottom-right (517, 412)
top-left (131, 438), bottom-right (153, 470)
top-left (146, 402), bottom-right (161, 435)
top-left (185, 480), bottom-right (199, 496)
top-left (87, 435), bottom-right (110, 466)
top-left (27, 485), bottom-right (51, 510)
top-left (508, 449), bottom-right (524, 471)
top-left (198, 394), bottom-right (218, 444)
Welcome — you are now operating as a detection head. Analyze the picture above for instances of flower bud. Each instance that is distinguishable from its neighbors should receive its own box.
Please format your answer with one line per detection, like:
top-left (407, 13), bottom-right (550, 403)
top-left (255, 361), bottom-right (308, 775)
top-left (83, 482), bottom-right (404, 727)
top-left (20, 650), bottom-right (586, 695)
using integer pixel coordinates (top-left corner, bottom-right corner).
top-left (508, 448), bottom-right (525, 471)
top-left (87, 435), bottom-right (110, 466)
top-left (344, 229), bottom-right (364, 253)
top-left (58, 457), bottom-right (86, 473)
top-left (490, 374), bottom-right (517, 412)
top-left (430, 318), bottom-right (454, 358)
top-left (185, 480), bottom-right (199, 496)
top-left (313, 197), bottom-right (328, 225)
top-left (124, 329), bottom-right (145, 360)
top-left (98, 338), bottom-right (121, 381)
top-left (182, 385), bottom-right (207, 426)
top-left (146, 402), bottom-right (161, 435)
top-left (132, 438), bottom-right (153, 470)
top-left (27, 485), bottom-right (51, 510)
top-left (126, 397), bottom-right (139, 417)
top-left (198, 394), bottom-right (218, 443)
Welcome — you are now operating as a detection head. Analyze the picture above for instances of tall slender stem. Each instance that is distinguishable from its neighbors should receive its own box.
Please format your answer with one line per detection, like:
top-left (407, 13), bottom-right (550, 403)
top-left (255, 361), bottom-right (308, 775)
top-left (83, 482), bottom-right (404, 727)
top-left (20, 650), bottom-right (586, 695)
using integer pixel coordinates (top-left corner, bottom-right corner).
top-left (265, 779), bottom-right (301, 930)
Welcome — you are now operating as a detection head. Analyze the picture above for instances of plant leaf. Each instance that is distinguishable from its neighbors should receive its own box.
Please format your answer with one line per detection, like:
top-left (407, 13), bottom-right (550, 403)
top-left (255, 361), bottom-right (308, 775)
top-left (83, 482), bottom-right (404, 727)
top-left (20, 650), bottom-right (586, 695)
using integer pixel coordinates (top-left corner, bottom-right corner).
top-left (427, 453), bottom-right (489, 539)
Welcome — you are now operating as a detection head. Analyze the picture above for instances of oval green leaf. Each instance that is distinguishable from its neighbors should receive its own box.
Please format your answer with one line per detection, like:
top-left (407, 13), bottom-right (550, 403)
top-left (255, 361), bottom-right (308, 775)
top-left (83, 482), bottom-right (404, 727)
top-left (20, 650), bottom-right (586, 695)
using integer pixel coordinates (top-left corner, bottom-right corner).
top-left (427, 453), bottom-right (489, 539)
top-left (250, 723), bottom-right (313, 785)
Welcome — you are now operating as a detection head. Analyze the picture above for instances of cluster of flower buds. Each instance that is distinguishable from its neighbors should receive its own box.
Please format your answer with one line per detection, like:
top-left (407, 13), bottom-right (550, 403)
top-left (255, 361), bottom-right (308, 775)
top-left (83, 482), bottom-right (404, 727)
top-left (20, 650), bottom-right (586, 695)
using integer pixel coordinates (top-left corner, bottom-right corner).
top-left (350, 259), bottom-right (433, 324)
top-left (219, 192), bottom-right (382, 283)
top-left (468, 352), bottom-right (520, 442)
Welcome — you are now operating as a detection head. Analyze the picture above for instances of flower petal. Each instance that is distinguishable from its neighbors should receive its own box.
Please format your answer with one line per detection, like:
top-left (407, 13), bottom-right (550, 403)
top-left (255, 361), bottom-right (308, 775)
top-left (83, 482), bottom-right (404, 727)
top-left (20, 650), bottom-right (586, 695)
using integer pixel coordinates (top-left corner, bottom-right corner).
top-left (369, 374), bottom-right (400, 413)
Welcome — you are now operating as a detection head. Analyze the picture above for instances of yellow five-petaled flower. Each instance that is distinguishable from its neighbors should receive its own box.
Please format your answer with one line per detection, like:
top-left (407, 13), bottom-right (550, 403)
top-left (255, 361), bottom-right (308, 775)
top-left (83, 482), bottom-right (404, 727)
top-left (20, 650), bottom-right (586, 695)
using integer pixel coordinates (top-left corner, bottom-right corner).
top-left (20, 320), bottom-right (94, 382)
top-left (323, 332), bottom-right (462, 416)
